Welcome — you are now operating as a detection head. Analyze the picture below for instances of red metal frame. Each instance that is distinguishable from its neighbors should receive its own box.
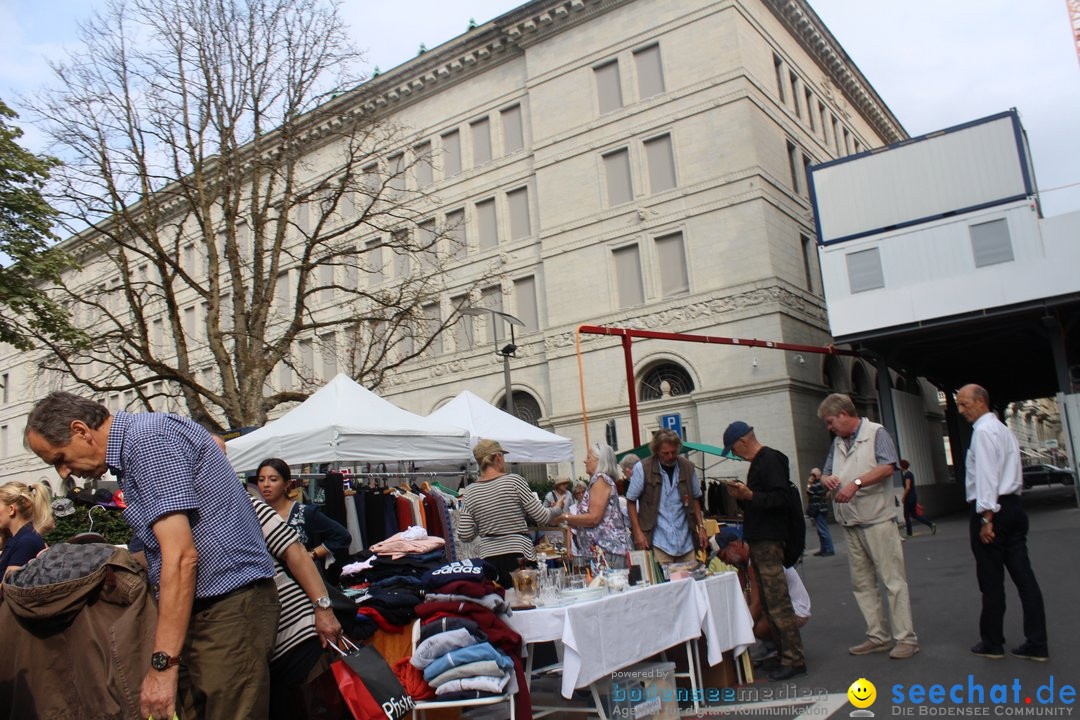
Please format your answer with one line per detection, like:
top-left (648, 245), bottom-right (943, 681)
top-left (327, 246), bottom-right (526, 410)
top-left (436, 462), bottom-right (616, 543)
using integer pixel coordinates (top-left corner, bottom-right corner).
top-left (577, 325), bottom-right (859, 447)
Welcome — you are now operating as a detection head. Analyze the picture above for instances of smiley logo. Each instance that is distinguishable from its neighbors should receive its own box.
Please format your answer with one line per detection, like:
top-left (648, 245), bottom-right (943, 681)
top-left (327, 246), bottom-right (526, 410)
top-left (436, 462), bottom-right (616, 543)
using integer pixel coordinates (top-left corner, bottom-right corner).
top-left (848, 678), bottom-right (876, 709)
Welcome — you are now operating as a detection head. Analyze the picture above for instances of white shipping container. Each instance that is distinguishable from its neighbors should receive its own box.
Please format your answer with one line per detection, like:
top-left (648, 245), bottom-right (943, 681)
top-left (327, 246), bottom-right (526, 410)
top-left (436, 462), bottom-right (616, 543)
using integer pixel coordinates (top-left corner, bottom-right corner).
top-left (810, 111), bottom-right (1033, 245)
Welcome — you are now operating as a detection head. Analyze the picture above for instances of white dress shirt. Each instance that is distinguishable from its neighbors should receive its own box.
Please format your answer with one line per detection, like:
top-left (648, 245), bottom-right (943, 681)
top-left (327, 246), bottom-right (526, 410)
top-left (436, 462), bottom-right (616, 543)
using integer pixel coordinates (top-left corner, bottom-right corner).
top-left (965, 411), bottom-right (1023, 513)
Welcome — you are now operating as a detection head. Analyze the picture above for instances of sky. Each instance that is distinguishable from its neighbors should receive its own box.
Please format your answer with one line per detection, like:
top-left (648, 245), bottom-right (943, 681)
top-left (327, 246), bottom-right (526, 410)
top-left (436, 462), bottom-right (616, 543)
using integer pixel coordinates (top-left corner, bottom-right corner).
top-left (2, 0), bottom-right (1079, 216)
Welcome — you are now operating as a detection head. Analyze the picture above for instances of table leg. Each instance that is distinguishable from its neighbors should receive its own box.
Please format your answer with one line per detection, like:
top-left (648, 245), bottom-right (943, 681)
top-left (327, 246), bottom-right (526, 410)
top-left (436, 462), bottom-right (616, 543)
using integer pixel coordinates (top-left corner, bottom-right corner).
top-left (684, 639), bottom-right (701, 712)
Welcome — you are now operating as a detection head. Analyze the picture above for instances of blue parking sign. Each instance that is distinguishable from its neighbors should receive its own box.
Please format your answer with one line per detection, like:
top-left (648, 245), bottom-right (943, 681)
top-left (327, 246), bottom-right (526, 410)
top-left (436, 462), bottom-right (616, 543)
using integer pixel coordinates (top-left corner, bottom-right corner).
top-left (659, 413), bottom-right (681, 436)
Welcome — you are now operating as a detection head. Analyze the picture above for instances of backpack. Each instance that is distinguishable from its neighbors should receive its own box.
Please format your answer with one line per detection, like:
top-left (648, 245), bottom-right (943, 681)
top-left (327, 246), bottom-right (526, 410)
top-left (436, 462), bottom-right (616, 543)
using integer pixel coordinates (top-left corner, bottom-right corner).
top-left (783, 482), bottom-right (807, 568)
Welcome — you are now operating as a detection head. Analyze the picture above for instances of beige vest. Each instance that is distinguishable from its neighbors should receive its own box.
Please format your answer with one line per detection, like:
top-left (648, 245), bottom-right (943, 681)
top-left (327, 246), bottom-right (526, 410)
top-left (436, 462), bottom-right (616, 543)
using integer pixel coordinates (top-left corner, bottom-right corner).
top-left (831, 419), bottom-right (894, 527)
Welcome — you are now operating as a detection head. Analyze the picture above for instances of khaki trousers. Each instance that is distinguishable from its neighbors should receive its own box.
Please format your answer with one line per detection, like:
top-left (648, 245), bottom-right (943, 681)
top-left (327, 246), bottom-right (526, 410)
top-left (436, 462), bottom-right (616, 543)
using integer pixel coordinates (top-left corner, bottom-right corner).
top-left (843, 522), bottom-right (917, 645)
top-left (178, 578), bottom-right (280, 720)
top-left (652, 547), bottom-right (697, 564)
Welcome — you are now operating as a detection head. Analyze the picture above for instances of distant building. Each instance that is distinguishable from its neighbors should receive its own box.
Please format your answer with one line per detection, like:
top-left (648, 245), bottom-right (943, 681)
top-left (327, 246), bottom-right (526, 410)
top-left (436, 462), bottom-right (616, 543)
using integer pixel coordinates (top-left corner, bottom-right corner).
top-left (0, 0), bottom-right (905, 491)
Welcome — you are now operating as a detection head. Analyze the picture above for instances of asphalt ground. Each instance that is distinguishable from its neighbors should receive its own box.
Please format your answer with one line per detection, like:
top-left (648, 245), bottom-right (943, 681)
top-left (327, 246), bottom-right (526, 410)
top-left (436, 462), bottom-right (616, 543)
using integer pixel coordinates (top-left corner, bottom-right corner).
top-left (740, 483), bottom-right (1080, 719)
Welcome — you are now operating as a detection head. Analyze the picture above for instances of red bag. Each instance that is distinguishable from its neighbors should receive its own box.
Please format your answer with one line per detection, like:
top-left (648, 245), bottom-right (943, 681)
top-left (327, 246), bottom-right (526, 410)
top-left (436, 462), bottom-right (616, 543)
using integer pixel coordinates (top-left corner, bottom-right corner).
top-left (330, 638), bottom-right (415, 720)
top-left (916, 503), bottom-right (925, 516)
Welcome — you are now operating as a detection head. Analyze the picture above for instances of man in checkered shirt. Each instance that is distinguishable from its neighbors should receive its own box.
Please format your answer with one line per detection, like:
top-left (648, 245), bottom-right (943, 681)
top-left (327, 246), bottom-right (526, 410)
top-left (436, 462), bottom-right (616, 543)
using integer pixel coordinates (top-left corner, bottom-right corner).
top-left (25, 391), bottom-right (279, 720)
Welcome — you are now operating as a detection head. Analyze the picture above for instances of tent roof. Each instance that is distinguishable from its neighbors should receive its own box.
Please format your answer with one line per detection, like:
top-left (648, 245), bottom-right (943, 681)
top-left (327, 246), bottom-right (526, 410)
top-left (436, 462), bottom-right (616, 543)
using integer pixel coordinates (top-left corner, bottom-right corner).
top-left (225, 374), bottom-right (471, 472)
top-left (428, 390), bottom-right (574, 463)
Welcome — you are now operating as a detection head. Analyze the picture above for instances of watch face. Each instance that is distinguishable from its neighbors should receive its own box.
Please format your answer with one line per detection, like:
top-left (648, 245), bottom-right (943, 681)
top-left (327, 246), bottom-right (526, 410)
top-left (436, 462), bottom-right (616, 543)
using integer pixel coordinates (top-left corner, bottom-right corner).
top-left (151, 652), bottom-right (170, 671)
top-left (316, 596), bottom-right (332, 609)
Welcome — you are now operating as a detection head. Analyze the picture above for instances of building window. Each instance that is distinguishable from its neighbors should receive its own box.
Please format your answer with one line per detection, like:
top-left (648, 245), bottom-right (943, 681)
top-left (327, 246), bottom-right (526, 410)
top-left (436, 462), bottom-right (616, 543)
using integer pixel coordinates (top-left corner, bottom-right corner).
top-left (441, 129), bottom-right (461, 177)
top-left (843, 127), bottom-right (852, 155)
top-left (184, 305), bottom-right (197, 337)
top-left (451, 294), bottom-right (474, 351)
top-left (279, 361), bottom-right (294, 392)
top-left (789, 71), bottom-right (801, 117)
top-left (773, 53), bottom-right (785, 103)
top-left (644, 134), bottom-right (677, 194)
top-left (507, 187), bottom-right (531, 240)
top-left (831, 116), bottom-right (841, 155)
top-left (801, 234), bottom-right (815, 292)
top-left (970, 219), bottom-right (1014, 267)
top-left (298, 338), bottom-right (314, 376)
top-left (152, 319), bottom-right (164, 354)
top-left (805, 90), bottom-right (816, 132)
top-left (853, 138), bottom-right (862, 154)
top-left (320, 332), bottom-right (337, 380)
top-left (802, 153), bottom-right (813, 197)
top-left (0, 425), bottom-right (7, 459)
top-left (612, 244), bottom-right (645, 308)
top-left (445, 209), bottom-right (466, 261)
top-left (475, 198), bottom-right (498, 251)
top-left (471, 117), bottom-right (492, 166)
top-left (602, 148), bottom-right (633, 206)
top-left (514, 275), bottom-right (540, 332)
top-left (594, 60), bottom-right (623, 114)
top-left (497, 390), bottom-right (543, 425)
top-left (818, 101), bottom-right (828, 142)
top-left (387, 153), bottom-right (405, 194)
top-left (417, 220), bottom-right (437, 271)
top-left (365, 239), bottom-right (384, 285)
top-left (394, 231), bottom-right (410, 278)
top-left (480, 285), bottom-right (504, 343)
top-left (501, 104), bottom-right (524, 153)
top-left (786, 141), bottom-right (800, 193)
top-left (639, 361), bottom-right (695, 401)
top-left (655, 232), bottom-right (689, 297)
top-left (846, 247), bottom-right (885, 293)
top-left (0, 373), bottom-right (7, 404)
top-left (414, 142), bottom-right (433, 187)
top-left (318, 263), bottom-right (334, 304)
top-left (422, 304), bottom-right (442, 356)
top-left (633, 44), bottom-right (664, 100)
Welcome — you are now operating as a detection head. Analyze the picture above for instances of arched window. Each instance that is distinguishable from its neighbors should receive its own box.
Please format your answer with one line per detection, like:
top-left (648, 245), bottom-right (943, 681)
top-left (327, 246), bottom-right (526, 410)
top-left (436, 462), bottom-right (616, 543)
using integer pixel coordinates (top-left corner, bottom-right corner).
top-left (639, 361), bottom-right (695, 401)
top-left (497, 391), bottom-right (543, 426)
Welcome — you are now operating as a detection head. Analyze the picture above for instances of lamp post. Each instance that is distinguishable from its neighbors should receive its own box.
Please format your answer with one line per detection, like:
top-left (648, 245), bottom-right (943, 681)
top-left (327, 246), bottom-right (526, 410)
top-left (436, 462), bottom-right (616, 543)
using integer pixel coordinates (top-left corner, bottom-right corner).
top-left (462, 307), bottom-right (525, 417)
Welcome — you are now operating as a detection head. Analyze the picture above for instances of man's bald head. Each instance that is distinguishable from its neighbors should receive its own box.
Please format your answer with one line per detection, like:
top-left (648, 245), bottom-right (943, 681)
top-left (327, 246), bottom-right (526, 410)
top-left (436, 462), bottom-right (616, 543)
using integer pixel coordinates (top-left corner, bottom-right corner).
top-left (956, 384), bottom-right (991, 424)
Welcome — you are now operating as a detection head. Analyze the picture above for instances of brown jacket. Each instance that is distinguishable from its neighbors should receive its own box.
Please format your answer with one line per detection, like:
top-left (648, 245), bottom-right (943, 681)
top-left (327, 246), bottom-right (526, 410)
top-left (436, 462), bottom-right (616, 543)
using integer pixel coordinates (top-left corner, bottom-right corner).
top-left (633, 455), bottom-right (702, 549)
top-left (0, 543), bottom-right (157, 720)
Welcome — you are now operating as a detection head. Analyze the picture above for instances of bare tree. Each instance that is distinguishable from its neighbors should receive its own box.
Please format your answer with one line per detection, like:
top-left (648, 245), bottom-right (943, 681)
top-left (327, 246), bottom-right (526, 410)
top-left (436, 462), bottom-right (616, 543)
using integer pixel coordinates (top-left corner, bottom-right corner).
top-left (29, 0), bottom-right (477, 430)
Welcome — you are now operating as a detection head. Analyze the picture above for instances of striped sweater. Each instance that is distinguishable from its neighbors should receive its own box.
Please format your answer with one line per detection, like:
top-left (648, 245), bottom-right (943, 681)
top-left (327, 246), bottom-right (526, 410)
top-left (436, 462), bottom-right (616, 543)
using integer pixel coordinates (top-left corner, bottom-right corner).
top-left (456, 473), bottom-right (557, 560)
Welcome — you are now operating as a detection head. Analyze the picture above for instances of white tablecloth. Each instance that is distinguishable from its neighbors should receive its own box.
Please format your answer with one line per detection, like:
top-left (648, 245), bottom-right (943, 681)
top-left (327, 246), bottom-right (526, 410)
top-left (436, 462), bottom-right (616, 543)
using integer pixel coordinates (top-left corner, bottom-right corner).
top-left (507, 574), bottom-right (753, 698)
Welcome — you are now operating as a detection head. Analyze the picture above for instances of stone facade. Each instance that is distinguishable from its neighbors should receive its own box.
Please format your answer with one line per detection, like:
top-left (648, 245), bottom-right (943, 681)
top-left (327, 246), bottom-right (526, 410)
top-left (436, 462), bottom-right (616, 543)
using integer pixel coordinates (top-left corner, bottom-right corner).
top-left (0, 0), bottom-right (905, 491)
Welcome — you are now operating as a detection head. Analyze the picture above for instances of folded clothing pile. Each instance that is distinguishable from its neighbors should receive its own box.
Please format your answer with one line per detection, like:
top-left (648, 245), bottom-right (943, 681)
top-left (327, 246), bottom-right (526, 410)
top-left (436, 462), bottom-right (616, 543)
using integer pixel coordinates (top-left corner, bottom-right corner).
top-left (412, 559), bottom-right (531, 717)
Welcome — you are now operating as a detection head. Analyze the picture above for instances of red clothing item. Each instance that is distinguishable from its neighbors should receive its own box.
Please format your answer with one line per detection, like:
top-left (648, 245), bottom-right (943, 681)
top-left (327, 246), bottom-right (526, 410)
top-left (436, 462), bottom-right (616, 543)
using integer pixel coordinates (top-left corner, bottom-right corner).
top-left (434, 579), bottom-right (504, 600)
top-left (393, 657), bottom-right (435, 700)
top-left (355, 607), bottom-right (404, 634)
top-left (395, 495), bottom-right (412, 532)
top-left (415, 600), bottom-right (530, 719)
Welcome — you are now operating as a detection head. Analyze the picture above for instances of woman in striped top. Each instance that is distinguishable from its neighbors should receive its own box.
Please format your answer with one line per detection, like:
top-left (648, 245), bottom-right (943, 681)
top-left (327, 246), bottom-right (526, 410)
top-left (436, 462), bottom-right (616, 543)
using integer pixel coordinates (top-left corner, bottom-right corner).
top-left (456, 439), bottom-right (564, 588)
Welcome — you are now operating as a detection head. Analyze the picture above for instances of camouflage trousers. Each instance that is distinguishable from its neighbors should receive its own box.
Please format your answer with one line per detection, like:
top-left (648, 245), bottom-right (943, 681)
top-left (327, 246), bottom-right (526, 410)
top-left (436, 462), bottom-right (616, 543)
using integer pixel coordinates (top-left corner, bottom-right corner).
top-left (749, 540), bottom-right (805, 667)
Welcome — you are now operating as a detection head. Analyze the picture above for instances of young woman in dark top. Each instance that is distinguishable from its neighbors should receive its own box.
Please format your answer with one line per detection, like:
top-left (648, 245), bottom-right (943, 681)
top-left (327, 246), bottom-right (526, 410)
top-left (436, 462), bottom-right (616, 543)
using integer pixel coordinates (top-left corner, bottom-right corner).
top-left (0, 481), bottom-right (55, 578)
top-left (256, 458), bottom-right (352, 565)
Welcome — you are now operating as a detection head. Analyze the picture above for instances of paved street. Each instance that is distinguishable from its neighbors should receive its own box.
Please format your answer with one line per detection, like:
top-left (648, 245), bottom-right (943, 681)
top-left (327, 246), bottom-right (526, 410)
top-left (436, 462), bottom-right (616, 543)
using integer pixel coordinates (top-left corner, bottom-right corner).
top-left (736, 484), bottom-right (1080, 718)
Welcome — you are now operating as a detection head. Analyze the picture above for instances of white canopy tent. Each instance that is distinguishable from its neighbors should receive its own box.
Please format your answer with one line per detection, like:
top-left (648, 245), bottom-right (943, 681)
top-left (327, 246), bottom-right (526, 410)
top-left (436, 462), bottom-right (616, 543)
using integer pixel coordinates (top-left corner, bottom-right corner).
top-left (427, 390), bottom-right (575, 464)
top-left (226, 374), bottom-right (472, 472)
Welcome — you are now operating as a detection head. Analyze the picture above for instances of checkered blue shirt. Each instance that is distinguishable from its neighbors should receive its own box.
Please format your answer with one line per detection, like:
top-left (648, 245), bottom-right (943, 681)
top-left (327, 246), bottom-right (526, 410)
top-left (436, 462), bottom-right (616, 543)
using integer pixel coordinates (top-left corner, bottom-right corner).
top-left (105, 411), bottom-right (274, 597)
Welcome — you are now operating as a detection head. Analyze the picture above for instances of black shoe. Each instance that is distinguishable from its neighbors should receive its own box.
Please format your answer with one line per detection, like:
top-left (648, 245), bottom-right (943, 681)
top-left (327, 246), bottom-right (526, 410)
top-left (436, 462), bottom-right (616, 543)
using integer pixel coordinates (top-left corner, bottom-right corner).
top-left (812, 551), bottom-right (824, 556)
top-left (819, 551), bottom-right (835, 556)
top-left (768, 664), bottom-right (807, 681)
top-left (754, 655), bottom-right (781, 671)
top-left (1011, 644), bottom-right (1049, 662)
top-left (970, 642), bottom-right (1005, 659)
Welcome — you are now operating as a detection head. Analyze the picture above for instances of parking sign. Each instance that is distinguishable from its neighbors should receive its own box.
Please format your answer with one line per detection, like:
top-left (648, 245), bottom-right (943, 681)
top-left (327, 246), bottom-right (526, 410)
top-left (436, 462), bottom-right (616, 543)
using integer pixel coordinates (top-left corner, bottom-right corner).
top-left (659, 413), bottom-right (682, 436)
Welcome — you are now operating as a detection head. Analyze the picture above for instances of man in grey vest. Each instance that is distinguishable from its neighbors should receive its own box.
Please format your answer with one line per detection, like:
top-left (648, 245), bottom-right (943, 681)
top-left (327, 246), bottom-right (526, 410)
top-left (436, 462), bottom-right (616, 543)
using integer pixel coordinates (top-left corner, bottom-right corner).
top-left (818, 393), bottom-right (919, 660)
top-left (626, 429), bottom-right (707, 562)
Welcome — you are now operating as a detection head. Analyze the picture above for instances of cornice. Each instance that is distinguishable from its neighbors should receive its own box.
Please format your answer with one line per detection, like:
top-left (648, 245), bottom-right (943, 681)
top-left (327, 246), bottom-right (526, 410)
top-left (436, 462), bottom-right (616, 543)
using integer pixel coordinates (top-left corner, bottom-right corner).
top-left (760, 0), bottom-right (907, 144)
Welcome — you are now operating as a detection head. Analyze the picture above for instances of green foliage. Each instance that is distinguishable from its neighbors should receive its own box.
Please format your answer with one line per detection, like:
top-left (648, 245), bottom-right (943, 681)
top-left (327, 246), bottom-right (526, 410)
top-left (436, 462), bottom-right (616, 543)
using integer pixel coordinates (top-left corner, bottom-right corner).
top-left (43, 506), bottom-right (134, 546)
top-left (528, 477), bottom-right (554, 499)
top-left (0, 99), bottom-right (81, 350)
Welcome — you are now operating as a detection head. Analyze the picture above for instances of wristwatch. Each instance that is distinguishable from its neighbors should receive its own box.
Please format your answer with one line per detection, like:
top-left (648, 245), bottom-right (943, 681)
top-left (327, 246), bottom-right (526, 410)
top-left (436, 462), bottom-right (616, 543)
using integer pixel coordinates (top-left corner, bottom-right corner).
top-left (853, 478), bottom-right (863, 490)
top-left (314, 595), bottom-right (332, 610)
top-left (150, 651), bottom-right (181, 672)
top-left (980, 516), bottom-right (993, 526)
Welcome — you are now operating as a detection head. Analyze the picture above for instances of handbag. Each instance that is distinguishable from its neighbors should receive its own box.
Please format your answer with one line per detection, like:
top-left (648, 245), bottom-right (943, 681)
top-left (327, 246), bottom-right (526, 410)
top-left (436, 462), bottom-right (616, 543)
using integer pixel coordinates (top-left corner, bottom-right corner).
top-left (329, 638), bottom-right (415, 720)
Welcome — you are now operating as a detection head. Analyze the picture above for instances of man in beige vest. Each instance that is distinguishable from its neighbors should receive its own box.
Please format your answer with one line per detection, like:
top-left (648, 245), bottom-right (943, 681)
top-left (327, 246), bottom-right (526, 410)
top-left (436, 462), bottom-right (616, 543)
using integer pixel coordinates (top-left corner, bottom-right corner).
top-left (818, 393), bottom-right (919, 660)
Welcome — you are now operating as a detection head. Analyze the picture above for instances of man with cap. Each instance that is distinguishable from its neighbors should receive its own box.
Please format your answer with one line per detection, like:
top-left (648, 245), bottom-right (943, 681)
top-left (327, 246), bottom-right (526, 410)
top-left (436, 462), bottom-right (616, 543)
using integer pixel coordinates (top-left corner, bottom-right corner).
top-left (722, 422), bottom-right (807, 680)
top-left (816, 393), bottom-right (919, 660)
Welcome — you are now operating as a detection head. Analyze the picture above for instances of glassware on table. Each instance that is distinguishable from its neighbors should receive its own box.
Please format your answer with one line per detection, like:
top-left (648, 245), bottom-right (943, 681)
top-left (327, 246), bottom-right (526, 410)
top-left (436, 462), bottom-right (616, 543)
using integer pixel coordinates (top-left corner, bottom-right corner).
top-left (511, 568), bottom-right (539, 605)
top-left (605, 569), bottom-right (630, 593)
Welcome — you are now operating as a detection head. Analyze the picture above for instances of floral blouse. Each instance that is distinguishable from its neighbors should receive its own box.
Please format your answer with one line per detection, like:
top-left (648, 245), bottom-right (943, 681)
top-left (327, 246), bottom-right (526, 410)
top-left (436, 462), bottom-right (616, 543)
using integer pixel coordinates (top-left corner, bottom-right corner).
top-left (577, 473), bottom-right (631, 558)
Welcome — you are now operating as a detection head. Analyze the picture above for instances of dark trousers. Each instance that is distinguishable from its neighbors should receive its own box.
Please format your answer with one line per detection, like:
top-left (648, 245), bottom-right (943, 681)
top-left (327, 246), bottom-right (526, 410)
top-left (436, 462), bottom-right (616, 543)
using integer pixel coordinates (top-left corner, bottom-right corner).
top-left (814, 511), bottom-right (834, 554)
top-left (486, 553), bottom-right (534, 590)
top-left (749, 540), bottom-right (805, 667)
top-left (904, 501), bottom-right (934, 535)
top-left (969, 496), bottom-right (1047, 652)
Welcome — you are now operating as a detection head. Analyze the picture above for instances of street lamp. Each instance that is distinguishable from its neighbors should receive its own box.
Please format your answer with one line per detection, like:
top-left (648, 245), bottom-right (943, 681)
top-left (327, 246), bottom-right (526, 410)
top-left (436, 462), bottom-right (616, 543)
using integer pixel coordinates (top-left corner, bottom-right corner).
top-left (462, 307), bottom-right (525, 417)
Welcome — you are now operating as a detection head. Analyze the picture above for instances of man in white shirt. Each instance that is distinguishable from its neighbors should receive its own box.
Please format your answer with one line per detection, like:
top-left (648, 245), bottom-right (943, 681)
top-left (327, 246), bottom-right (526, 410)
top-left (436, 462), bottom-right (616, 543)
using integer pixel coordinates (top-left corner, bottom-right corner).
top-left (956, 384), bottom-right (1048, 662)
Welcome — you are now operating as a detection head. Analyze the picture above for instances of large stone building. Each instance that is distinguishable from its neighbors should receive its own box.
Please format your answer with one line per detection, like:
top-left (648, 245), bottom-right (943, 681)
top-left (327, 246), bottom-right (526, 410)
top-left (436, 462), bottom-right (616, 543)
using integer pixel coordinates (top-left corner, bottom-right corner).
top-left (0, 0), bottom-right (907, 490)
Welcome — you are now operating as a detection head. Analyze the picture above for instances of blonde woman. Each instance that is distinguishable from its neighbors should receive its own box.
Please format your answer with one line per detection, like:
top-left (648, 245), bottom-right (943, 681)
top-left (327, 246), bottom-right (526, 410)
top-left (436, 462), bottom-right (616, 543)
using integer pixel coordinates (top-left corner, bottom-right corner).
top-left (0, 481), bottom-right (55, 578)
top-left (457, 439), bottom-right (563, 588)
